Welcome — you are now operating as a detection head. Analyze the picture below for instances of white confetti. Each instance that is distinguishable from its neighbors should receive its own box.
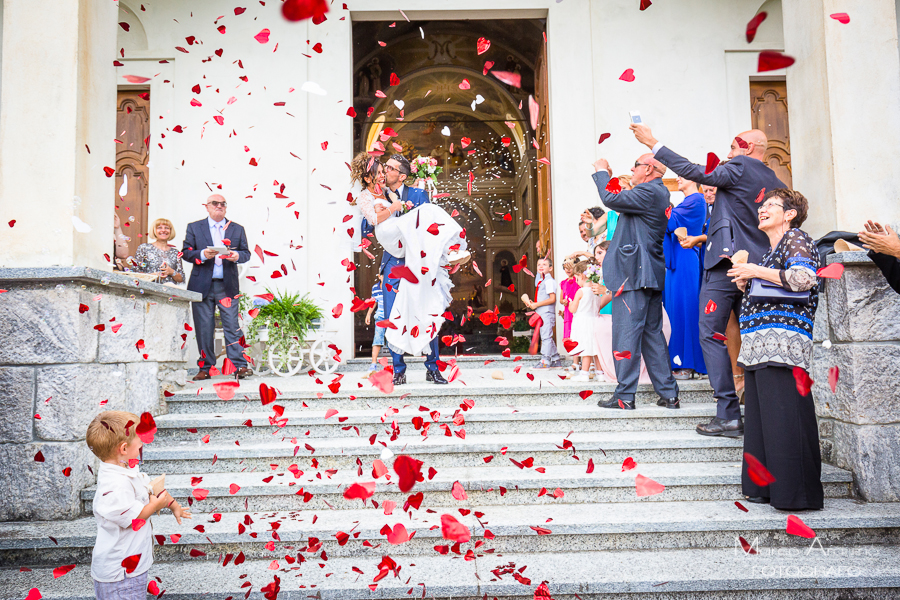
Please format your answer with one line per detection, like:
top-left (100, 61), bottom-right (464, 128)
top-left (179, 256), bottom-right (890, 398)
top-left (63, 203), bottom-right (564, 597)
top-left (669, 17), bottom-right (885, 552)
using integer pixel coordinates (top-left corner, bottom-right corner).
top-left (393, 99), bottom-right (405, 110)
top-left (300, 81), bottom-right (327, 95)
top-left (441, 126), bottom-right (451, 136)
top-left (71, 216), bottom-right (92, 233)
top-left (118, 173), bottom-right (128, 197)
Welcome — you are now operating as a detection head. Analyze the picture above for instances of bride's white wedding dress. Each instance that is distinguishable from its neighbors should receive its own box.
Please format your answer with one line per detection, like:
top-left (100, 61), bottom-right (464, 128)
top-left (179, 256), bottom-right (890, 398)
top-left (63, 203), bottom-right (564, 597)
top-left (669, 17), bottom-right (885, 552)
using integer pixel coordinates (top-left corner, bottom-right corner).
top-left (358, 189), bottom-right (467, 357)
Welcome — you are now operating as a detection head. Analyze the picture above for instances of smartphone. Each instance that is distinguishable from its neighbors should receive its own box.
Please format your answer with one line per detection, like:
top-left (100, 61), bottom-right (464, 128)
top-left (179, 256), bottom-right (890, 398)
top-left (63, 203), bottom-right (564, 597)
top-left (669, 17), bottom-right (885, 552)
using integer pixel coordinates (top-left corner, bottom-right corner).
top-left (629, 111), bottom-right (643, 125)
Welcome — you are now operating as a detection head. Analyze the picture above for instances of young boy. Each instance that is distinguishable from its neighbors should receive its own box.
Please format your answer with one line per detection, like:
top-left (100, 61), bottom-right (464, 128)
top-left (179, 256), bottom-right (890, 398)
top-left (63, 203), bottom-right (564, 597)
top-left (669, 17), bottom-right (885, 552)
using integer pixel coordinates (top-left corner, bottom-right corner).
top-left (524, 256), bottom-right (563, 369)
top-left (364, 274), bottom-right (385, 378)
top-left (87, 411), bottom-right (190, 598)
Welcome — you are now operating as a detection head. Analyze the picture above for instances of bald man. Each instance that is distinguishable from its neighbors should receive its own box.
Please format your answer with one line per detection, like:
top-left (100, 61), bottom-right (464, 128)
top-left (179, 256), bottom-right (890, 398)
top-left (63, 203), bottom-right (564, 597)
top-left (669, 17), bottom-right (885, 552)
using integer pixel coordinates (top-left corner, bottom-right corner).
top-left (591, 154), bottom-right (680, 411)
top-left (632, 125), bottom-right (785, 437)
top-left (182, 194), bottom-right (253, 381)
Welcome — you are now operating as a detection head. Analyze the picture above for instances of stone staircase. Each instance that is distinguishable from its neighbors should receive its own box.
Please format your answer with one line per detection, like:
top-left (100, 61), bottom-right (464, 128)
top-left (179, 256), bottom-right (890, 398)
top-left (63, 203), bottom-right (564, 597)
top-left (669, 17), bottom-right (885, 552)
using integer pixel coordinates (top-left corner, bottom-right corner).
top-left (2, 364), bottom-right (900, 598)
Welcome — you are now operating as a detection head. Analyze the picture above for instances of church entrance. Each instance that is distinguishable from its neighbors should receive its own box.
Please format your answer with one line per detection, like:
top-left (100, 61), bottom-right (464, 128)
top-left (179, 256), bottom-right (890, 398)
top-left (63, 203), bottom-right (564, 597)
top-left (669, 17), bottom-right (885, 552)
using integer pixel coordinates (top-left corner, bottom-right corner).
top-left (351, 18), bottom-right (551, 357)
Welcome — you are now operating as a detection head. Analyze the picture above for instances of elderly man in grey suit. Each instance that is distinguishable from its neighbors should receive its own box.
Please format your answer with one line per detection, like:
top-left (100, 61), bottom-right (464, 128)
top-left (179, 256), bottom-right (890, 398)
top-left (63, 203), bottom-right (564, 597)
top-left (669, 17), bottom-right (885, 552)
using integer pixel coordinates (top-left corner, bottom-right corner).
top-left (592, 154), bottom-right (679, 410)
top-left (632, 124), bottom-right (785, 437)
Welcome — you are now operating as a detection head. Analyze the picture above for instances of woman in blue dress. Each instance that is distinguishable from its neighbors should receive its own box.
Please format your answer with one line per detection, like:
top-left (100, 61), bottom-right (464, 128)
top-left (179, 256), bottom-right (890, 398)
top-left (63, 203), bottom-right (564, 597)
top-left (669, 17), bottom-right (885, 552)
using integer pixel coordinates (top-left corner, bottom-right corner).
top-left (664, 177), bottom-right (708, 379)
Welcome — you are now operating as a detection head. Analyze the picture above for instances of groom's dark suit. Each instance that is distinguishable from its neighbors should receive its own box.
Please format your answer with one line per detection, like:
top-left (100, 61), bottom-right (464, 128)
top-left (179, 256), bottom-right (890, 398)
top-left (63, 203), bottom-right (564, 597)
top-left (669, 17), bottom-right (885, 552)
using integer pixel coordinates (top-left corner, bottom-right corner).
top-left (378, 184), bottom-right (440, 376)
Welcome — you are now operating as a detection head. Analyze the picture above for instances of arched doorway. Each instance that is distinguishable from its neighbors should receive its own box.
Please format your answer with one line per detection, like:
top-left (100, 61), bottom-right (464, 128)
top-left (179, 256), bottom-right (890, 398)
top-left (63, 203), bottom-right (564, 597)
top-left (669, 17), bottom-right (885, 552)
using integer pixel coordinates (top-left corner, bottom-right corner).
top-left (351, 19), bottom-right (550, 356)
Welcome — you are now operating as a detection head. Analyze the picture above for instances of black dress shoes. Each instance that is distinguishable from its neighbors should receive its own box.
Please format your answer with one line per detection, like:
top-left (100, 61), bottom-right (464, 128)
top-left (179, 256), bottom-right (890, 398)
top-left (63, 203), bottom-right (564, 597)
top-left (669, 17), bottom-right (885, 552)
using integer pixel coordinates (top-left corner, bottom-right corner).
top-left (660, 397), bottom-right (680, 409)
top-left (746, 496), bottom-right (770, 504)
top-left (696, 416), bottom-right (744, 437)
top-left (426, 370), bottom-right (448, 384)
top-left (597, 395), bottom-right (635, 410)
top-left (392, 372), bottom-right (407, 386)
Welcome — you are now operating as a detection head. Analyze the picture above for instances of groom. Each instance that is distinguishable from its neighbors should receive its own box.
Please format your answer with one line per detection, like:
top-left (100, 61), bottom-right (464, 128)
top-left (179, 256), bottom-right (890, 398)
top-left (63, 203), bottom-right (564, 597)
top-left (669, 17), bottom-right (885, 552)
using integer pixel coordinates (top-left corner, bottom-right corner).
top-left (380, 154), bottom-right (448, 386)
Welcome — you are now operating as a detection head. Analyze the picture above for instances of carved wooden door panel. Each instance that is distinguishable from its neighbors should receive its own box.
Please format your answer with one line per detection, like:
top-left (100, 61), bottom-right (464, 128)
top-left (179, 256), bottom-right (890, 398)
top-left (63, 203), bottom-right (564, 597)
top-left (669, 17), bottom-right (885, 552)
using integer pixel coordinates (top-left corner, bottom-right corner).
top-left (534, 37), bottom-right (553, 259)
top-left (750, 81), bottom-right (792, 189)
top-left (115, 90), bottom-right (151, 260)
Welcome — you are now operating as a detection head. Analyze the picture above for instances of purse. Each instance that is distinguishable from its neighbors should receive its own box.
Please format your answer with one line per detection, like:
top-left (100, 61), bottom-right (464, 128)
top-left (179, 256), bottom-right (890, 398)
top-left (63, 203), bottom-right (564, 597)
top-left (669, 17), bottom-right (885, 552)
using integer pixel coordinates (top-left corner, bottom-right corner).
top-left (748, 278), bottom-right (810, 305)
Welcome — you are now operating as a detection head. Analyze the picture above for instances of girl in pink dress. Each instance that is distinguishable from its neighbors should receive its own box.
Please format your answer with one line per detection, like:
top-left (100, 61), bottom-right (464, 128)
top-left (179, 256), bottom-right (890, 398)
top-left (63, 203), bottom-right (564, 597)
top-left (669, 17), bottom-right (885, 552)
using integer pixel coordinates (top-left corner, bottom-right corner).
top-left (558, 259), bottom-right (580, 340)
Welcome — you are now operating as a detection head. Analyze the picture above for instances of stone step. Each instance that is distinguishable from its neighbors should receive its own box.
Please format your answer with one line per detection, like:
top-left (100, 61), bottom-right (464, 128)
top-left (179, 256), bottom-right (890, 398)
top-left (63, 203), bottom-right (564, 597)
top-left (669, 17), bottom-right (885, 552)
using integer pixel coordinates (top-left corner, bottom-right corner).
top-left (152, 403), bottom-right (731, 442)
top-left (3, 546), bottom-right (899, 600)
top-left (165, 370), bottom-right (714, 413)
top-left (2, 499), bottom-right (897, 568)
top-left (139, 430), bottom-right (746, 473)
top-left (80, 462), bottom-right (853, 513)
top-left (337, 353), bottom-right (555, 372)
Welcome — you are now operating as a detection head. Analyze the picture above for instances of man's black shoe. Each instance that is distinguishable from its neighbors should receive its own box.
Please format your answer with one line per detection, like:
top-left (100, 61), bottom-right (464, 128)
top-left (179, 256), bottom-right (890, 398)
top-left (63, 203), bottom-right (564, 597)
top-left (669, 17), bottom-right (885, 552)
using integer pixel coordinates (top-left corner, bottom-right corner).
top-left (662, 397), bottom-right (680, 409)
top-left (392, 372), bottom-right (407, 386)
top-left (696, 416), bottom-right (744, 437)
top-left (426, 370), bottom-right (448, 384)
top-left (597, 395), bottom-right (635, 410)
top-left (746, 496), bottom-right (770, 504)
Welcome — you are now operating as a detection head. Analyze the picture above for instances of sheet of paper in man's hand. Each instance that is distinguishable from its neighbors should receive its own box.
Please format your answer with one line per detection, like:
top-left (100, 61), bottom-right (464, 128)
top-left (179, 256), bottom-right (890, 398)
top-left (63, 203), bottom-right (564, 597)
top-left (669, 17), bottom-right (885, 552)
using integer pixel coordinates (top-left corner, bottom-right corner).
top-left (207, 246), bottom-right (230, 256)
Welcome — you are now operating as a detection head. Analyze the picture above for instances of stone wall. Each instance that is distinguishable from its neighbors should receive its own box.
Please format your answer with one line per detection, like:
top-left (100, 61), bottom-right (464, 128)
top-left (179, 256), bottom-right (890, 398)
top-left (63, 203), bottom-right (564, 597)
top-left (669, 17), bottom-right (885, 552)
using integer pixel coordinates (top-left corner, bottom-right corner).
top-left (0, 268), bottom-right (199, 521)
top-left (813, 251), bottom-right (900, 502)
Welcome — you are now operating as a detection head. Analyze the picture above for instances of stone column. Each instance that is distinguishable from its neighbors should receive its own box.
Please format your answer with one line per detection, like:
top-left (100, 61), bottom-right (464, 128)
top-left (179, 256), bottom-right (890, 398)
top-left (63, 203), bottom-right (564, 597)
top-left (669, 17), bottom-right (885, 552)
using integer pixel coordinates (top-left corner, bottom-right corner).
top-left (812, 251), bottom-right (900, 502)
top-left (783, 0), bottom-right (900, 237)
top-left (0, 0), bottom-right (118, 269)
top-left (0, 268), bottom-right (199, 520)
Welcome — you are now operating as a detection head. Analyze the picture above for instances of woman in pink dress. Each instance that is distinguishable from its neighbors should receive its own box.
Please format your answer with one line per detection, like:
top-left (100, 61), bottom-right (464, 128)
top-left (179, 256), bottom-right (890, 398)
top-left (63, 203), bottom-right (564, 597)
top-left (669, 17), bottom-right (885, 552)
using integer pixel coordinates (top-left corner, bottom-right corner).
top-left (558, 259), bottom-right (580, 340)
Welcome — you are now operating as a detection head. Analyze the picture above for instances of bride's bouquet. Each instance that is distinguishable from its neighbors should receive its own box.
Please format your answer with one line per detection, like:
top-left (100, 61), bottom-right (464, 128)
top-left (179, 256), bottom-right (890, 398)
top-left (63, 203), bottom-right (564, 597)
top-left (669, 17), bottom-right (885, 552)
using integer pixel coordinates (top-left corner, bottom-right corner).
top-left (585, 263), bottom-right (603, 284)
top-left (412, 156), bottom-right (443, 193)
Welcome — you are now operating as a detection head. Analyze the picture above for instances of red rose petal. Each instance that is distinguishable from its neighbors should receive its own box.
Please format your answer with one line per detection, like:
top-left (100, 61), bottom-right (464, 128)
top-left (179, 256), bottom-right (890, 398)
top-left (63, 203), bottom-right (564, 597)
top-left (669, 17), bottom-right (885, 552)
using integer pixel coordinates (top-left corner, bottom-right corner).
top-left (792, 367), bottom-right (814, 397)
top-left (440, 513), bottom-right (471, 542)
top-left (635, 473), bottom-right (665, 497)
top-left (621, 457), bottom-right (637, 471)
top-left (758, 51), bottom-right (795, 72)
top-left (744, 451), bottom-right (776, 486)
top-left (52, 564), bottom-right (75, 578)
top-left (393, 455), bottom-right (423, 492)
top-left (282, 0), bottom-right (329, 21)
top-left (578, 390), bottom-right (593, 400)
top-left (121, 554), bottom-right (142, 573)
top-left (343, 481), bottom-right (376, 502)
top-left (745, 11), bottom-right (768, 43)
top-left (786, 514), bottom-right (816, 538)
top-left (828, 366), bottom-right (840, 394)
top-left (598, 133), bottom-right (611, 144)
top-left (451, 480), bottom-right (468, 501)
top-left (619, 68), bottom-right (635, 82)
top-left (613, 351), bottom-right (631, 360)
top-left (388, 264), bottom-right (419, 284)
top-left (192, 488), bottom-right (209, 501)
top-left (639, 0), bottom-right (652, 10)
top-left (213, 381), bottom-right (240, 400)
top-left (229, 483), bottom-right (241, 494)
top-left (817, 263), bottom-right (845, 279)
top-left (136, 412), bottom-right (157, 443)
top-left (830, 12), bottom-right (850, 24)
top-left (704, 300), bottom-right (717, 314)
top-left (476, 37), bottom-right (491, 55)
top-left (386, 523), bottom-right (410, 544)
top-left (254, 28), bottom-right (271, 43)
top-left (705, 152), bottom-right (720, 175)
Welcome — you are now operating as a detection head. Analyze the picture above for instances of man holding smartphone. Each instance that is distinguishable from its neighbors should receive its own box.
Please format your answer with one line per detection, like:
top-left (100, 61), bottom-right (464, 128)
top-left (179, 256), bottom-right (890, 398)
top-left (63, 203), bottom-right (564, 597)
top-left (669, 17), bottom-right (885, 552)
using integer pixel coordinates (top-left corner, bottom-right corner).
top-left (631, 124), bottom-right (784, 437)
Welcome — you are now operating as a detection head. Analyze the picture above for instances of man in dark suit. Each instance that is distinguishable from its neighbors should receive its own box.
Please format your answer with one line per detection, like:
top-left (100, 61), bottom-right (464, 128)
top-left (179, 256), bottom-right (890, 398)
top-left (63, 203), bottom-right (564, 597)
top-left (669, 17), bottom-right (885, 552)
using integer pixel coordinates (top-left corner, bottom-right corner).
top-left (632, 125), bottom-right (785, 436)
top-left (380, 154), bottom-right (447, 386)
top-left (182, 195), bottom-right (253, 381)
top-left (592, 155), bottom-right (679, 410)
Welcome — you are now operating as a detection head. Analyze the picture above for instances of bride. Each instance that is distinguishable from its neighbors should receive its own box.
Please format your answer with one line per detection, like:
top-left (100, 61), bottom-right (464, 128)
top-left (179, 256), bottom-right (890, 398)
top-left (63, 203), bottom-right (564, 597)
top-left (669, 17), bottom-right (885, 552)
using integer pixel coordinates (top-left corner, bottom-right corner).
top-left (350, 152), bottom-right (469, 358)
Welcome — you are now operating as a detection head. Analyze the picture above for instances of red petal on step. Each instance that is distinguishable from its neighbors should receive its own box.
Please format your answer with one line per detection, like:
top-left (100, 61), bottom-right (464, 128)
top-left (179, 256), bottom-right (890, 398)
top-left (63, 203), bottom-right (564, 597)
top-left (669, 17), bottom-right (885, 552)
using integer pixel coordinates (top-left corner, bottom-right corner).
top-left (621, 457), bottom-right (637, 471)
top-left (758, 51), bottom-right (795, 72)
top-left (192, 488), bottom-right (209, 501)
top-left (745, 11), bottom-right (767, 42)
top-left (229, 483), bottom-right (241, 494)
top-left (52, 564), bottom-right (75, 578)
top-left (259, 383), bottom-right (277, 405)
top-left (738, 535), bottom-right (758, 554)
top-left (440, 513), bottom-right (471, 542)
top-left (393, 455), bottom-right (423, 492)
top-left (705, 152), bottom-right (720, 175)
top-left (587, 458), bottom-right (595, 473)
top-left (451, 480), bottom-right (468, 501)
top-left (213, 381), bottom-right (239, 401)
top-left (817, 263), bottom-right (844, 279)
top-left (635, 474), bottom-right (665, 497)
top-left (189, 548), bottom-right (206, 557)
top-left (619, 68), bottom-right (635, 82)
top-left (579, 390), bottom-right (593, 400)
top-left (530, 526), bottom-right (552, 535)
top-left (386, 523), bottom-right (410, 544)
top-left (786, 514), bottom-right (816, 538)
top-left (148, 580), bottom-right (160, 595)
top-left (734, 501), bottom-right (749, 512)
top-left (744, 451), bottom-right (777, 486)
top-left (343, 481), bottom-right (375, 501)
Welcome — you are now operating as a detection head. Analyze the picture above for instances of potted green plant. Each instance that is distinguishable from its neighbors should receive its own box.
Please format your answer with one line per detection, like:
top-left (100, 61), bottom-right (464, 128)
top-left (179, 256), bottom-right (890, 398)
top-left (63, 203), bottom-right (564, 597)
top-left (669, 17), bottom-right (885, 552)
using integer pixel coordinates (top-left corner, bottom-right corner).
top-left (245, 290), bottom-right (324, 364)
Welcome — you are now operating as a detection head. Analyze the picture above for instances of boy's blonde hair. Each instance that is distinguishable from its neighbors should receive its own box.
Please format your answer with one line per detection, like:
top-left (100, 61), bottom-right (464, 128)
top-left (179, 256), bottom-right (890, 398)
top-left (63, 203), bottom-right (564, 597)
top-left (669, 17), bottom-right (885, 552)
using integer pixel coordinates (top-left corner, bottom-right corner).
top-left (86, 410), bottom-right (140, 461)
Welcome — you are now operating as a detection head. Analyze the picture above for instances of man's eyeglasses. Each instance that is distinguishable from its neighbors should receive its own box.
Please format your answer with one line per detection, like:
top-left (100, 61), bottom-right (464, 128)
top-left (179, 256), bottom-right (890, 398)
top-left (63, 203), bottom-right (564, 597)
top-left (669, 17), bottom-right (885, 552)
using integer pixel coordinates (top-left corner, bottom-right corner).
top-left (209, 201), bottom-right (227, 208)
top-left (383, 164), bottom-right (398, 173)
top-left (634, 161), bottom-right (653, 169)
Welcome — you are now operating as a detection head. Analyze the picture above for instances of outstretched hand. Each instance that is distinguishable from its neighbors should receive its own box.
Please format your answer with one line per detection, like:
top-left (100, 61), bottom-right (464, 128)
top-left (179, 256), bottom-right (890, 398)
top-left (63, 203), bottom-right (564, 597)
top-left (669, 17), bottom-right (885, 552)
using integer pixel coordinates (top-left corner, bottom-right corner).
top-left (859, 221), bottom-right (900, 258)
top-left (592, 159), bottom-right (612, 177)
top-left (630, 124), bottom-right (658, 149)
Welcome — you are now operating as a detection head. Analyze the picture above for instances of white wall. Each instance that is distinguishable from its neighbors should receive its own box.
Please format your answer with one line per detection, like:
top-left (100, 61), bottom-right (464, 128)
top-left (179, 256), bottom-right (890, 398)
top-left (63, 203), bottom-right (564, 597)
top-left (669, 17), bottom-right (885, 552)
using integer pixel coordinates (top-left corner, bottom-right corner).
top-left (111, 0), bottom-right (786, 356)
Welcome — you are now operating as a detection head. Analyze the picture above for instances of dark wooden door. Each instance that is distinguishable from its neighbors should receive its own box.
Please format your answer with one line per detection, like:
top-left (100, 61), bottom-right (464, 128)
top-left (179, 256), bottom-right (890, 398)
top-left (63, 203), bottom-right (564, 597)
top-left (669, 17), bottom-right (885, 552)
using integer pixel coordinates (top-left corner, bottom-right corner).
top-left (534, 37), bottom-right (553, 260)
top-left (750, 81), bottom-right (792, 189)
top-left (115, 90), bottom-right (151, 259)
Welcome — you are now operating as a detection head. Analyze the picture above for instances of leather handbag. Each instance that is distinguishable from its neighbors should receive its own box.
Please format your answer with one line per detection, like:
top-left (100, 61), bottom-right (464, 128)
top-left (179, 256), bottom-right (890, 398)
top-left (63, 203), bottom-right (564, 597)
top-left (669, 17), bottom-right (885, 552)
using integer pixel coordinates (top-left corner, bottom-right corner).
top-left (748, 278), bottom-right (810, 305)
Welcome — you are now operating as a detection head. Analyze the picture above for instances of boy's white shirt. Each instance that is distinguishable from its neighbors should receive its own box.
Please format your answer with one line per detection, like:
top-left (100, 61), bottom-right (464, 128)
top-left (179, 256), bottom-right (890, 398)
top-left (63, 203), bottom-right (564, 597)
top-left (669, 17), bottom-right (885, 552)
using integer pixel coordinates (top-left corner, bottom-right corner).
top-left (535, 274), bottom-right (556, 317)
top-left (91, 461), bottom-right (154, 582)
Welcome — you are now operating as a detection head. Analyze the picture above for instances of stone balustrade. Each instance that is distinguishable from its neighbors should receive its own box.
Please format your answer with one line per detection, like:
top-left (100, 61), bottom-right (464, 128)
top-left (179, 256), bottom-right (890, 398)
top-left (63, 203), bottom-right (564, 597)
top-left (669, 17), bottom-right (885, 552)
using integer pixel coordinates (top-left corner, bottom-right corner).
top-left (813, 251), bottom-right (900, 502)
top-left (0, 268), bottom-right (199, 521)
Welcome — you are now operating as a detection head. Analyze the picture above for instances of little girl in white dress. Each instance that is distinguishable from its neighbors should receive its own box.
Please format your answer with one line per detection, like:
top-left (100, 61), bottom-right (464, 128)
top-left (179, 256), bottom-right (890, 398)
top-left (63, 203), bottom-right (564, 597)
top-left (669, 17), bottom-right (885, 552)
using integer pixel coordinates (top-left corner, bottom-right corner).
top-left (568, 261), bottom-right (603, 382)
